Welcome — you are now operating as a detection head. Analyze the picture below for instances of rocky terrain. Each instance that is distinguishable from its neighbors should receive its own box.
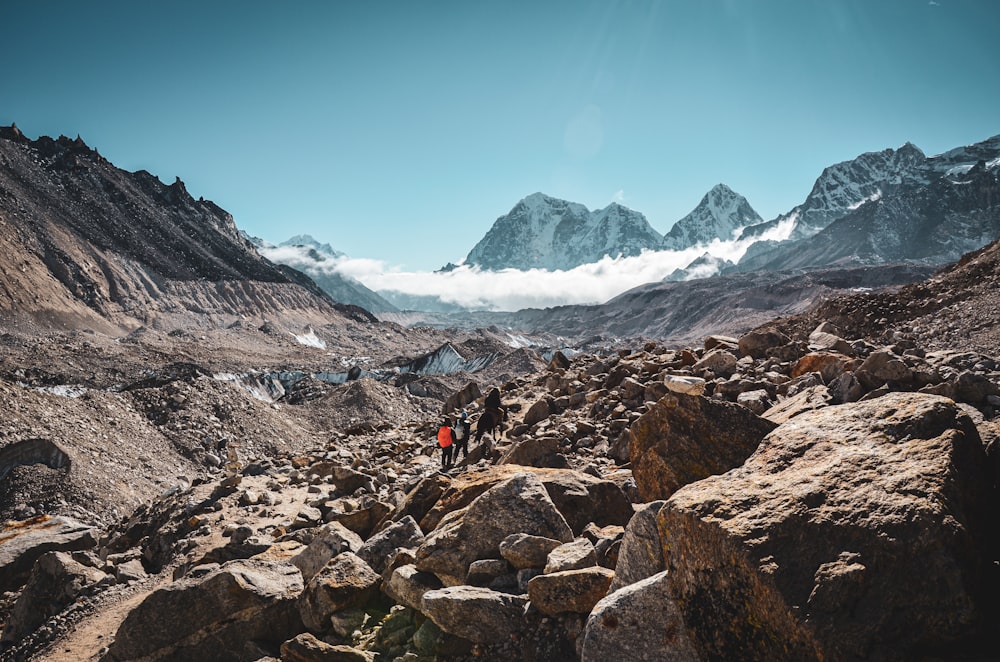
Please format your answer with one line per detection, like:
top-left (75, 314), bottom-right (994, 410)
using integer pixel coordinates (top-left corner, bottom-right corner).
top-left (2, 238), bottom-right (998, 660)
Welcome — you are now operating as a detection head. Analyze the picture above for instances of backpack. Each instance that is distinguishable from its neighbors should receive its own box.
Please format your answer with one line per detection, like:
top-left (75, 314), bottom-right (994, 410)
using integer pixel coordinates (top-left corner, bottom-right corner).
top-left (437, 425), bottom-right (453, 448)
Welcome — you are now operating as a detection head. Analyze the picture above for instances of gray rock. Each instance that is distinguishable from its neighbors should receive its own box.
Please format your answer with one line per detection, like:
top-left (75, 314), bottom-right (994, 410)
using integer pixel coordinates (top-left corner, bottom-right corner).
top-left (420, 586), bottom-right (529, 644)
top-left (415, 473), bottom-right (573, 586)
top-left (581, 571), bottom-right (699, 662)
top-left (544, 539), bottom-right (597, 574)
top-left (103, 559), bottom-right (303, 661)
top-left (0, 516), bottom-right (97, 592)
top-left (527, 567), bottom-right (614, 616)
top-left (298, 552), bottom-right (381, 633)
top-left (610, 501), bottom-right (665, 592)
top-left (357, 515), bottom-right (423, 575)
top-left (290, 522), bottom-right (364, 582)
top-left (2, 551), bottom-right (107, 643)
top-left (384, 563), bottom-right (443, 610)
top-left (499, 533), bottom-right (562, 570)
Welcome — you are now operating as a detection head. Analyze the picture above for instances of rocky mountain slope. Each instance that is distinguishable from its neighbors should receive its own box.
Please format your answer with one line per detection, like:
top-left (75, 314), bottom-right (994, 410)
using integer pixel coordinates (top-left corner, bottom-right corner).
top-left (0, 125), bottom-right (353, 333)
top-left (463, 193), bottom-right (664, 271)
top-left (738, 134), bottom-right (1000, 270)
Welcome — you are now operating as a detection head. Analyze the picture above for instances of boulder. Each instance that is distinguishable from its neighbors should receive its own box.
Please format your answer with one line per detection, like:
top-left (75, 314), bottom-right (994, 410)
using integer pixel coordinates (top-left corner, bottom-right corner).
top-left (580, 572), bottom-right (699, 662)
top-left (290, 522), bottom-right (364, 582)
top-left (443, 381), bottom-right (482, 415)
top-left (663, 375), bottom-right (706, 396)
top-left (791, 351), bottom-right (855, 382)
top-left (527, 567), bottom-right (614, 616)
top-left (629, 393), bottom-right (777, 501)
top-left (414, 473), bottom-right (573, 586)
top-left (2, 551), bottom-right (107, 643)
top-left (548, 350), bottom-right (572, 371)
top-left (499, 533), bottom-right (563, 570)
top-left (388, 473), bottom-right (451, 532)
top-left (325, 499), bottom-right (391, 538)
top-left (0, 516), bottom-right (98, 592)
top-left (298, 552), bottom-right (381, 633)
top-left (420, 465), bottom-right (632, 535)
top-left (610, 501), bottom-right (665, 592)
top-left (522, 398), bottom-right (553, 427)
top-left (738, 327), bottom-right (791, 360)
top-left (383, 563), bottom-right (442, 611)
top-left (280, 633), bottom-right (373, 661)
top-left (544, 538), bottom-right (597, 573)
top-left (692, 348), bottom-right (738, 377)
top-left (356, 515), bottom-right (423, 575)
top-left (855, 349), bottom-right (913, 390)
top-left (736, 389), bottom-right (772, 415)
top-left (499, 436), bottom-right (563, 468)
top-left (808, 326), bottom-right (854, 355)
top-left (704, 335), bottom-right (739, 352)
top-left (762, 385), bottom-right (832, 425)
top-left (420, 586), bottom-right (529, 644)
top-left (659, 392), bottom-right (991, 660)
top-left (828, 372), bottom-right (864, 404)
top-left (103, 559), bottom-right (304, 661)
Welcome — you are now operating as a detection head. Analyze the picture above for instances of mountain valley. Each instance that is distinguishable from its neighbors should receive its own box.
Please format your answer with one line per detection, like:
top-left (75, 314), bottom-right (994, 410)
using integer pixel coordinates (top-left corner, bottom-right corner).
top-left (0, 124), bottom-right (998, 661)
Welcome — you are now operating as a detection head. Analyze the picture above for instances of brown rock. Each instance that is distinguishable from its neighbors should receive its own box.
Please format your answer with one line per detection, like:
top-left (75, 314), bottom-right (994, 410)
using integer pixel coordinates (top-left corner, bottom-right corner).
top-left (298, 552), bottom-right (381, 633)
top-left (738, 327), bottom-right (791, 359)
top-left (660, 392), bottom-right (991, 660)
top-left (629, 393), bottom-right (777, 501)
top-left (527, 566), bottom-right (615, 616)
top-left (103, 559), bottom-right (304, 661)
top-left (762, 385), bottom-right (832, 425)
top-left (420, 586), bottom-right (529, 644)
top-left (791, 351), bottom-right (856, 382)
top-left (414, 473), bottom-right (573, 586)
top-left (280, 633), bottom-right (372, 662)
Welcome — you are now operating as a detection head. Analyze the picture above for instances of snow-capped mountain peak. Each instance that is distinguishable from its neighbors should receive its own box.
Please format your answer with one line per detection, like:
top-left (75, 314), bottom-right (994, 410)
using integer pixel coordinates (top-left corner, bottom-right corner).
top-left (662, 184), bottom-right (762, 250)
top-left (464, 193), bottom-right (660, 270)
top-left (279, 234), bottom-right (343, 258)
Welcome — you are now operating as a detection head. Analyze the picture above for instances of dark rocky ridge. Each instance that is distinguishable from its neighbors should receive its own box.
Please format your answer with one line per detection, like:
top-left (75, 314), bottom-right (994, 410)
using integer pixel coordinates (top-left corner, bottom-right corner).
top-left (0, 125), bottom-right (342, 331)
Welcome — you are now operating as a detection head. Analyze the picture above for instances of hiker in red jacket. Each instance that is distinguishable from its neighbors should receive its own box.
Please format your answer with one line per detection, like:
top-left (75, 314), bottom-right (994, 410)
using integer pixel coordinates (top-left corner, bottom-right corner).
top-left (437, 417), bottom-right (456, 469)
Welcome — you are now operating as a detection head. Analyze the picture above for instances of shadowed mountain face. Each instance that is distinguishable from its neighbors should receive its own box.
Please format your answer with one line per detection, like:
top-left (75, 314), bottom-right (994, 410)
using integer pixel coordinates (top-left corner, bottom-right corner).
top-left (0, 126), bottom-right (339, 330)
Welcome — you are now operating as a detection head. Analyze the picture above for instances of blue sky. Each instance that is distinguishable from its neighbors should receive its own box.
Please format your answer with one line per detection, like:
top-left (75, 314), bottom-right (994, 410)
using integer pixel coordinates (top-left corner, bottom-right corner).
top-left (3, 0), bottom-right (999, 272)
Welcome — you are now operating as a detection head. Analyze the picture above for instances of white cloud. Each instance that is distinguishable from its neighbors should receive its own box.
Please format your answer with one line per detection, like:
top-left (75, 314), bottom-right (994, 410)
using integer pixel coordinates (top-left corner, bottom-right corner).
top-left (613, 189), bottom-right (626, 203)
top-left (260, 216), bottom-right (796, 312)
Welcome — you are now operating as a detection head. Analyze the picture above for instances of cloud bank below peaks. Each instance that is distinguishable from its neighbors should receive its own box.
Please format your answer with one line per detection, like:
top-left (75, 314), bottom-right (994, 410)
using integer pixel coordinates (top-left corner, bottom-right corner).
top-left (262, 216), bottom-right (795, 312)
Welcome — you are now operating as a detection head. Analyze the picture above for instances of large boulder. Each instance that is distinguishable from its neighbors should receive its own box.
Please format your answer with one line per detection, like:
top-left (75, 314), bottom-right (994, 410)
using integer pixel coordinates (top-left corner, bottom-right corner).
top-left (298, 552), bottom-right (381, 633)
top-left (629, 393), bottom-right (777, 501)
top-left (414, 473), bottom-right (573, 586)
top-left (2, 551), bottom-right (107, 642)
top-left (420, 465), bottom-right (632, 535)
top-left (290, 522), bottom-right (364, 582)
top-left (658, 392), bottom-right (992, 660)
top-left (420, 586), bottom-right (529, 644)
top-left (610, 501), bottom-right (666, 592)
top-left (0, 516), bottom-right (97, 592)
top-left (383, 563), bottom-right (443, 610)
top-left (280, 633), bottom-right (372, 662)
top-left (357, 515), bottom-right (423, 575)
top-left (527, 567), bottom-right (614, 616)
top-left (738, 327), bottom-right (791, 359)
top-left (580, 571), bottom-right (699, 662)
top-left (443, 381), bottom-right (482, 415)
top-left (102, 559), bottom-right (303, 661)
top-left (499, 533), bottom-right (563, 570)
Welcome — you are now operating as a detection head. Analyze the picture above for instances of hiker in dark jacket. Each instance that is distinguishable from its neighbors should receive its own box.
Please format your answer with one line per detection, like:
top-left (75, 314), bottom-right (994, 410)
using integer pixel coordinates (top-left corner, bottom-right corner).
top-left (454, 411), bottom-right (471, 461)
top-left (437, 417), bottom-right (456, 469)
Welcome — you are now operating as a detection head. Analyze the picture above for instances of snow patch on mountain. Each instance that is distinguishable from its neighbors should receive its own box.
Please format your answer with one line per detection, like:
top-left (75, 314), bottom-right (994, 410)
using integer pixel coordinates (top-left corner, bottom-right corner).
top-left (292, 327), bottom-right (326, 349)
